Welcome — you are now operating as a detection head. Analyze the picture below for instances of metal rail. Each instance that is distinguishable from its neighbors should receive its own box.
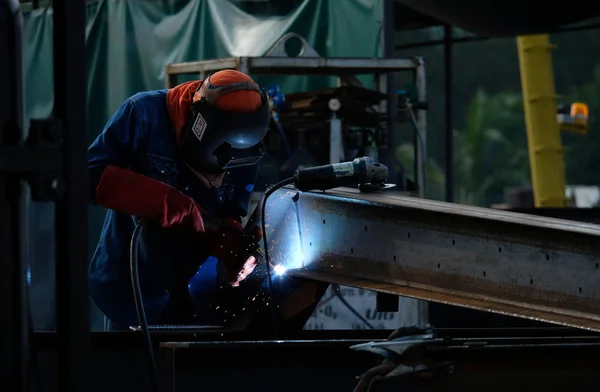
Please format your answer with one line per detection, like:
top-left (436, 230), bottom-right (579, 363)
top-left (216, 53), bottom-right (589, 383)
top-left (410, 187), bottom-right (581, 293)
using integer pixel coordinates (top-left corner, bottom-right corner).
top-left (264, 187), bottom-right (600, 332)
top-left (166, 57), bottom-right (421, 79)
top-left (163, 33), bottom-right (423, 89)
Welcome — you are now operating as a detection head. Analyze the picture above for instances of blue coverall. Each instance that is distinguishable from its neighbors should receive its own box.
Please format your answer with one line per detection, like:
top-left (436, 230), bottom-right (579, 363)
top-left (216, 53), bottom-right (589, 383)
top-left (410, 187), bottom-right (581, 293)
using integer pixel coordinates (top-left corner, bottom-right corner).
top-left (88, 90), bottom-right (258, 331)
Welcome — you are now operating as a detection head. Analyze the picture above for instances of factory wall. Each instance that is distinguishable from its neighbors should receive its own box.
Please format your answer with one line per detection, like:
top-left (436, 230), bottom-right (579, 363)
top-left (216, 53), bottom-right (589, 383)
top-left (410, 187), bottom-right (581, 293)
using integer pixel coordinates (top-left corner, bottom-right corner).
top-left (21, 0), bottom-right (385, 331)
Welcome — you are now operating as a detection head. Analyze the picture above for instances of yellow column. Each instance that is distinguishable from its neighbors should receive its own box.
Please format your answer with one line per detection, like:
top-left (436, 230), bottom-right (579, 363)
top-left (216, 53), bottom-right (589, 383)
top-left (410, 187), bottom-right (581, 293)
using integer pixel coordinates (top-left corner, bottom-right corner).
top-left (517, 34), bottom-right (567, 207)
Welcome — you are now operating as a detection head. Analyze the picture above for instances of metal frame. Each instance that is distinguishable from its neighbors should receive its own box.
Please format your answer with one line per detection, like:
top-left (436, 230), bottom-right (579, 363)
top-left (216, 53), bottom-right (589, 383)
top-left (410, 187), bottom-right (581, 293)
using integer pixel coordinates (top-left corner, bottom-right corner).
top-left (1, 2), bottom-right (28, 390)
top-left (52, 1), bottom-right (90, 390)
top-left (164, 33), bottom-right (428, 196)
top-left (1, 0), bottom-right (89, 391)
top-left (263, 186), bottom-right (600, 332)
top-left (443, 24), bottom-right (453, 203)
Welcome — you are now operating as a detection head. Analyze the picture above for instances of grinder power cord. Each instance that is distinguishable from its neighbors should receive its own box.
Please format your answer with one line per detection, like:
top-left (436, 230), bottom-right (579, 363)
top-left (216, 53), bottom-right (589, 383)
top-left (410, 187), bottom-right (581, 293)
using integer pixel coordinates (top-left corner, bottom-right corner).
top-left (259, 157), bottom-right (395, 337)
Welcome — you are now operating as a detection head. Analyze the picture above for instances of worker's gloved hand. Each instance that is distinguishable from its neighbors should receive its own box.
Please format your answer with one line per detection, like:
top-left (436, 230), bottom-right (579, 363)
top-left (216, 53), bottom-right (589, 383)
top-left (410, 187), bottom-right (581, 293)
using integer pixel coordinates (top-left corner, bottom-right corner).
top-left (209, 218), bottom-right (263, 287)
top-left (95, 165), bottom-right (205, 232)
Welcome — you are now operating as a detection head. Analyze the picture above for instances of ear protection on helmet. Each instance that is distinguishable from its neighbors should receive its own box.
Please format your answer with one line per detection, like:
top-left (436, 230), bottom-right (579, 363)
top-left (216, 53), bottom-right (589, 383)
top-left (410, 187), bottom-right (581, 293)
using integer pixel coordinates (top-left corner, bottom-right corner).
top-left (179, 72), bottom-right (271, 174)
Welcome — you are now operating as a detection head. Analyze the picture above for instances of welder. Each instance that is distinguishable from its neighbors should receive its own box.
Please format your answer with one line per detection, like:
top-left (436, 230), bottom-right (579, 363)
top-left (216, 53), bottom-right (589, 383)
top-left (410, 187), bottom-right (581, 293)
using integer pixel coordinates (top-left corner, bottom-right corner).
top-left (87, 70), bottom-right (270, 331)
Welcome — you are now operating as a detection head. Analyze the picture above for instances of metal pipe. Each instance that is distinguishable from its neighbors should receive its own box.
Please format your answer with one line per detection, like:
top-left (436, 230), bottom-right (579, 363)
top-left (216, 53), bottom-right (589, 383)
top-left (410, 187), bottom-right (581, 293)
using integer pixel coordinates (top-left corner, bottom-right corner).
top-left (52, 0), bottom-right (90, 390)
top-left (443, 25), bottom-right (454, 202)
top-left (382, 0), bottom-right (398, 182)
top-left (414, 58), bottom-right (427, 197)
top-left (517, 35), bottom-right (567, 207)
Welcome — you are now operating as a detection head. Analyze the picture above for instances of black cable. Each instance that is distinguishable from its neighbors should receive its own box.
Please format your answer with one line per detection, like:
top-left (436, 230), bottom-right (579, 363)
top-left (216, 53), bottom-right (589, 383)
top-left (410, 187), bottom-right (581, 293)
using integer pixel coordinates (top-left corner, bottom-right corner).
top-left (129, 220), bottom-right (160, 392)
top-left (260, 176), bottom-right (297, 338)
top-left (332, 285), bottom-right (376, 330)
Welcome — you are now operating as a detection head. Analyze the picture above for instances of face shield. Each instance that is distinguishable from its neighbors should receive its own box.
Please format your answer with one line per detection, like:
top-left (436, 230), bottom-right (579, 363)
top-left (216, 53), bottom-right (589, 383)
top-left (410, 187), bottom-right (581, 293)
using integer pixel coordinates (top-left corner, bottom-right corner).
top-left (179, 75), bottom-right (271, 174)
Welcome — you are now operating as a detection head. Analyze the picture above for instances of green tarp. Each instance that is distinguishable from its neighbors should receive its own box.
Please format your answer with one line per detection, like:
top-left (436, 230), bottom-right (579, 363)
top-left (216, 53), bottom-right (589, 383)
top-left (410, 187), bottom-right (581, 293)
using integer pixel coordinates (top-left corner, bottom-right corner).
top-left (22, 0), bottom-right (383, 330)
top-left (24, 0), bottom-right (383, 141)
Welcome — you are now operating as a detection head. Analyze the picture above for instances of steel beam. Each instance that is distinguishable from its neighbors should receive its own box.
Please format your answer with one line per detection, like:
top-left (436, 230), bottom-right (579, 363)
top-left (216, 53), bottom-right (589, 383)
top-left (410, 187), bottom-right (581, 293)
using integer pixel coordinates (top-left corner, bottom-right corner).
top-left (263, 187), bottom-right (600, 331)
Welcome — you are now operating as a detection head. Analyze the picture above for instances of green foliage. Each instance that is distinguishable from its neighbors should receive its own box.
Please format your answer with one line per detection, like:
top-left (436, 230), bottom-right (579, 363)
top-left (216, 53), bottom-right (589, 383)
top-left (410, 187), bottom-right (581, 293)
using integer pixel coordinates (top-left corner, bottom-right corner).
top-left (395, 142), bottom-right (446, 201)
top-left (396, 88), bottom-right (531, 206)
top-left (454, 89), bottom-right (530, 206)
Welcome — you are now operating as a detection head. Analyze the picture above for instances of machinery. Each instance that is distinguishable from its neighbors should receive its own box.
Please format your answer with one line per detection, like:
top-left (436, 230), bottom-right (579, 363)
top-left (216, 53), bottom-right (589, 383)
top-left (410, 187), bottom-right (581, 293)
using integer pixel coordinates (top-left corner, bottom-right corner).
top-left (164, 33), bottom-right (429, 197)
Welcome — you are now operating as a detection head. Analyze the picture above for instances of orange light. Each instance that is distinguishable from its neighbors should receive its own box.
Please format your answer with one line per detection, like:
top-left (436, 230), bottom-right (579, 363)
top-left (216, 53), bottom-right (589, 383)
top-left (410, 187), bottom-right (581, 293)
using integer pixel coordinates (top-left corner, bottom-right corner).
top-left (570, 102), bottom-right (589, 118)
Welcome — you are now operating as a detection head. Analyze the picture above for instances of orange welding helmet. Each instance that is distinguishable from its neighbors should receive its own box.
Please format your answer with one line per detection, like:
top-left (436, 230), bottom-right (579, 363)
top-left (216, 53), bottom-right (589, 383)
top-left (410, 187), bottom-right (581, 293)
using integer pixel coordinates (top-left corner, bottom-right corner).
top-left (179, 70), bottom-right (270, 174)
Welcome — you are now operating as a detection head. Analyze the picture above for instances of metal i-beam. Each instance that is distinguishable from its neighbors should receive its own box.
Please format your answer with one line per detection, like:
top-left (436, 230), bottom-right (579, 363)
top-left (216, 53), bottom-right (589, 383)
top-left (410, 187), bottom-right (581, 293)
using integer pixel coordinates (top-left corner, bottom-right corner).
top-left (264, 187), bottom-right (600, 331)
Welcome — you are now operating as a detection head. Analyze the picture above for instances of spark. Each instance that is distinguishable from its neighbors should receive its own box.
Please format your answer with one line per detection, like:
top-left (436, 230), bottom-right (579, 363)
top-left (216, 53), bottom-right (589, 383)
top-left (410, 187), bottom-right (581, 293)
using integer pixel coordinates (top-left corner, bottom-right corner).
top-left (273, 264), bottom-right (287, 276)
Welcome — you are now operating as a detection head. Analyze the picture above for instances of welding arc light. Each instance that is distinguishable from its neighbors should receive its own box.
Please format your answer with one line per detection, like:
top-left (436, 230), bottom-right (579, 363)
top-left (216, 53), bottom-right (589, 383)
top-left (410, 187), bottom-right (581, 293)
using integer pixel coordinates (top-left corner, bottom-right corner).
top-left (273, 264), bottom-right (287, 276)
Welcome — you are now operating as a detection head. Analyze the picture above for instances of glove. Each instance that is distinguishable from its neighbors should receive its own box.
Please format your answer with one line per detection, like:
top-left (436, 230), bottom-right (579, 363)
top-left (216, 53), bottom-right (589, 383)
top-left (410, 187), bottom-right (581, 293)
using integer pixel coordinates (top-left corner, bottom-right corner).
top-left (95, 165), bottom-right (205, 232)
top-left (209, 218), bottom-right (263, 286)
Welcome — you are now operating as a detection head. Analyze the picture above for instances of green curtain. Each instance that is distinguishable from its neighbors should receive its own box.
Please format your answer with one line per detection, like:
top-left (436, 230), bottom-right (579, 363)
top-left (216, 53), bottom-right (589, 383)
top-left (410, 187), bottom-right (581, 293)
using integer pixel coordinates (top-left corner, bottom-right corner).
top-left (22, 0), bottom-right (383, 329)
top-left (24, 0), bottom-right (382, 139)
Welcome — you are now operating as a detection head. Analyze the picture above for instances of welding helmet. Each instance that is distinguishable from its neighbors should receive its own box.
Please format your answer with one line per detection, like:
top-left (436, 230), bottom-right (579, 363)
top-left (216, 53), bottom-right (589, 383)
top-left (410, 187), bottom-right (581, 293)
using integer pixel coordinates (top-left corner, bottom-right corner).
top-left (179, 70), bottom-right (270, 174)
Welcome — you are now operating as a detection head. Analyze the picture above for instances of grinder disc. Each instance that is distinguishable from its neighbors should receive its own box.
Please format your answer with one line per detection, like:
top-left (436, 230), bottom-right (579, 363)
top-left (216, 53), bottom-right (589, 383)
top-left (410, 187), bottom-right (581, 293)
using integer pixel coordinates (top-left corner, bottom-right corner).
top-left (358, 183), bottom-right (396, 193)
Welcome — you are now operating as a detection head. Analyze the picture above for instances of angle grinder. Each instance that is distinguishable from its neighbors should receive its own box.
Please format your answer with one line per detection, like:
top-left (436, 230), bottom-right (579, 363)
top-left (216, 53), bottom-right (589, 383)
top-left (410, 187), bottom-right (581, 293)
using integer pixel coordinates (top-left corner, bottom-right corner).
top-left (294, 156), bottom-right (396, 192)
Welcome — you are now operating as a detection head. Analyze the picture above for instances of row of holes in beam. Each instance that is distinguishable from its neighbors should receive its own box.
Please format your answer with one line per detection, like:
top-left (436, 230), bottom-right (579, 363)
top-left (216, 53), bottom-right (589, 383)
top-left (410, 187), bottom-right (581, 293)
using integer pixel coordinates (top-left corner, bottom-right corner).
top-left (320, 219), bottom-right (589, 294)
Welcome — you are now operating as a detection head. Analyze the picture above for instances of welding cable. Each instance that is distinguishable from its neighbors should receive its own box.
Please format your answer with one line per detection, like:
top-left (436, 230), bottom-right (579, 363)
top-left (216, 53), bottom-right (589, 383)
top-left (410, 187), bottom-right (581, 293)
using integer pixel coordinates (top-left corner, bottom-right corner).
top-left (332, 285), bottom-right (376, 330)
top-left (129, 220), bottom-right (160, 392)
top-left (260, 176), bottom-right (297, 338)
